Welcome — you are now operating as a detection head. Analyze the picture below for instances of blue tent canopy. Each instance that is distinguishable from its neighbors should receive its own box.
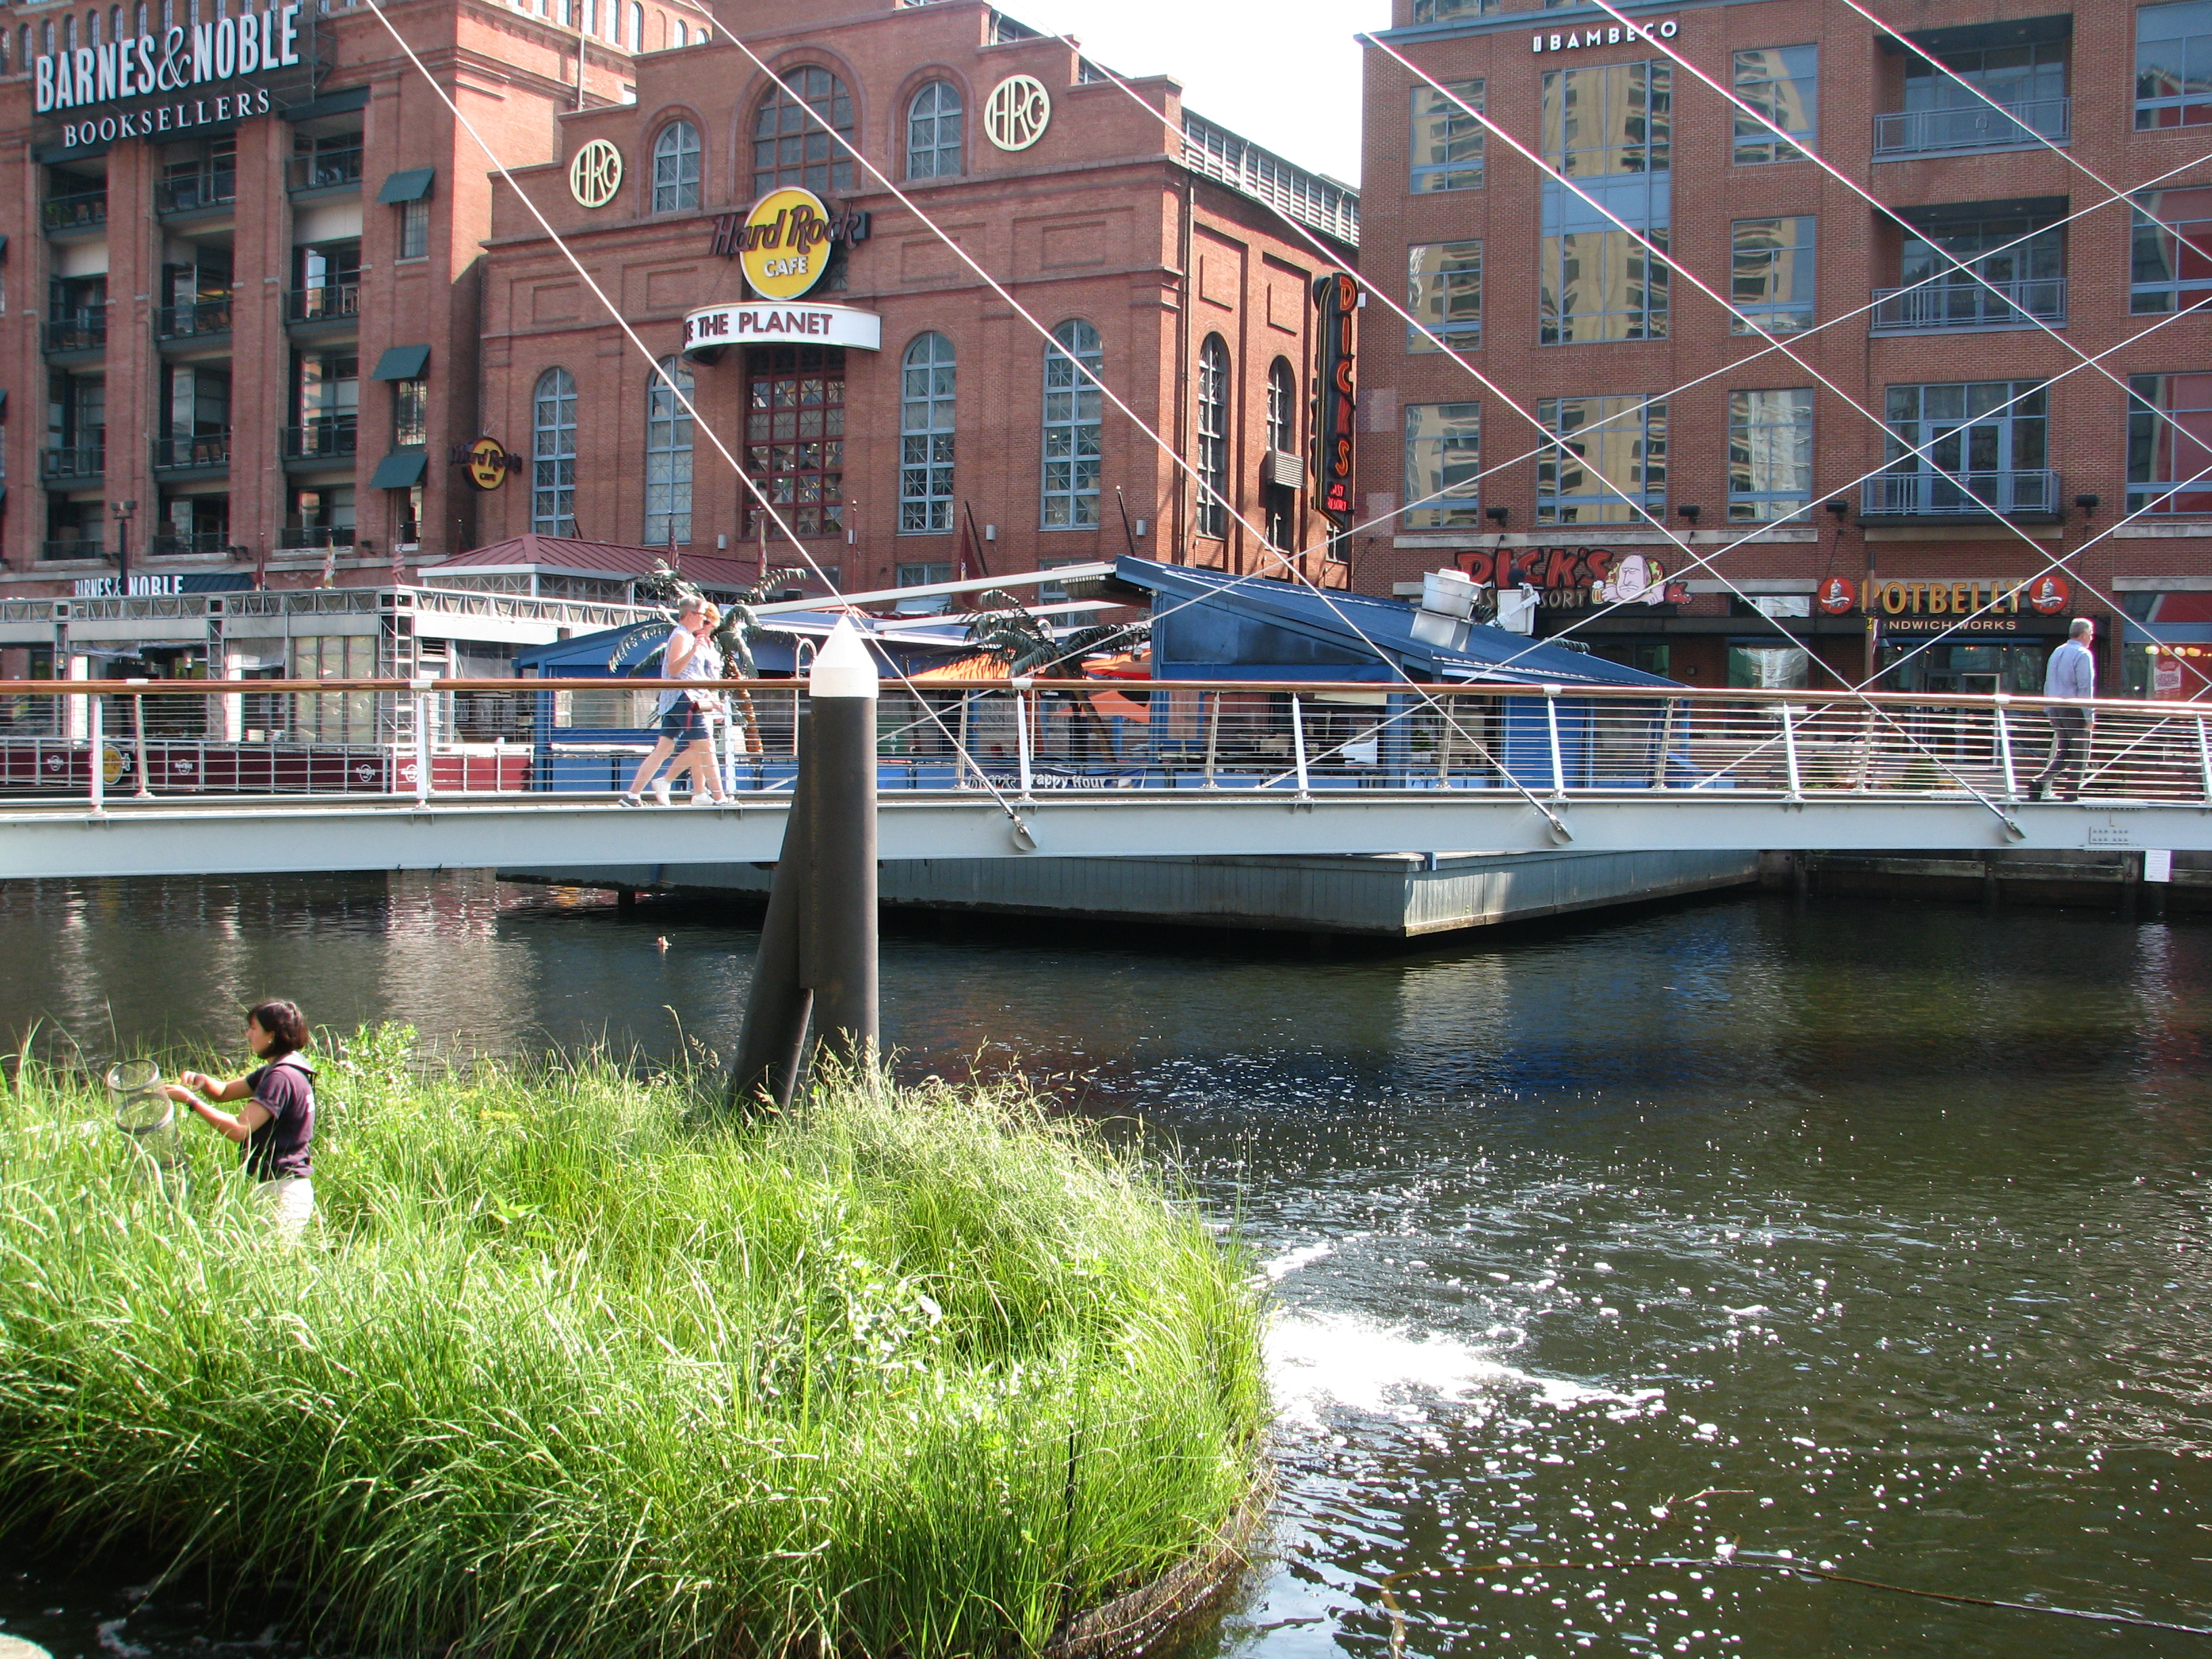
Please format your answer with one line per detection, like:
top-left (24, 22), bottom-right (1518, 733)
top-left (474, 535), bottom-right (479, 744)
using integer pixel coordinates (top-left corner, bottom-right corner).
top-left (1114, 556), bottom-right (1677, 688)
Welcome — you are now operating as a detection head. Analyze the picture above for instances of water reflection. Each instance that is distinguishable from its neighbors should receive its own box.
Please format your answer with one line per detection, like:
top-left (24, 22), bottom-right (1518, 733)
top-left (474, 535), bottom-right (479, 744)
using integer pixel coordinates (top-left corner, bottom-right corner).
top-left (1, 876), bottom-right (2207, 1658)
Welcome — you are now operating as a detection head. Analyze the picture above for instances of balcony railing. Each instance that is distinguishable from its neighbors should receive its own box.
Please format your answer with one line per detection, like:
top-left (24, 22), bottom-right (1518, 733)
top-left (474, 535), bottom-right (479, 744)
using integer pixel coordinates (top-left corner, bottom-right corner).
top-left (41, 188), bottom-right (108, 232)
top-left (1861, 468), bottom-right (2060, 520)
top-left (285, 283), bottom-right (361, 325)
top-left (42, 307), bottom-right (108, 353)
top-left (156, 168), bottom-right (238, 213)
top-left (149, 531), bottom-right (234, 556)
top-left (39, 443), bottom-right (106, 482)
top-left (38, 539), bottom-right (104, 561)
top-left (1870, 277), bottom-right (2066, 332)
top-left (287, 147), bottom-right (363, 192)
top-left (279, 525), bottom-right (358, 549)
top-left (155, 430), bottom-right (232, 471)
top-left (1874, 96), bottom-right (2071, 157)
top-left (282, 418), bottom-right (358, 462)
top-left (156, 297), bottom-right (234, 339)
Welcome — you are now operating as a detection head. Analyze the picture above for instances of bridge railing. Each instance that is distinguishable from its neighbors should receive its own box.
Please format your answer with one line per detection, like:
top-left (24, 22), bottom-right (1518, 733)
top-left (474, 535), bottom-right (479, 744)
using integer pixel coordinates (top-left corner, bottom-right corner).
top-left (1, 678), bottom-right (2207, 808)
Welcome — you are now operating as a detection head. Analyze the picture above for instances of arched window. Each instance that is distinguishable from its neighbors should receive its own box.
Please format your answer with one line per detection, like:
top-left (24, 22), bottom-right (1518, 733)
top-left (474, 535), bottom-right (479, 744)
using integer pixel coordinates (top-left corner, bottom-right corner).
top-left (1267, 359), bottom-right (1297, 455)
top-left (900, 333), bottom-right (956, 533)
top-left (670, 18), bottom-right (685, 45)
top-left (644, 356), bottom-right (693, 547)
top-left (752, 66), bottom-right (853, 197)
top-left (627, 1), bottom-right (642, 47)
top-left (532, 367), bottom-right (577, 536)
top-left (1195, 334), bottom-right (1230, 539)
top-left (906, 81), bottom-right (962, 179)
top-left (652, 120), bottom-right (700, 213)
top-left (1042, 320), bottom-right (1102, 529)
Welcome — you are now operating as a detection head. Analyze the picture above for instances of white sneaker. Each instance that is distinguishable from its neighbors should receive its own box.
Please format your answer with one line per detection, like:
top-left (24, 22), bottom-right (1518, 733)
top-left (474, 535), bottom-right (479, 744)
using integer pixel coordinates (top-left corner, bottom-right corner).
top-left (690, 790), bottom-right (722, 804)
top-left (651, 778), bottom-right (672, 806)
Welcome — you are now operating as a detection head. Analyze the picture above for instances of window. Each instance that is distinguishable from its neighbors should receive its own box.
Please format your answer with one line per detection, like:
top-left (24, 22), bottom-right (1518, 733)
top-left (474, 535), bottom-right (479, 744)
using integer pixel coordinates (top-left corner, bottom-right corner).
top-left (2127, 372), bottom-right (2212, 515)
top-left (1195, 334), bottom-right (1230, 539)
top-left (1536, 396), bottom-right (1666, 525)
top-left (897, 562), bottom-right (952, 586)
top-left (743, 345), bottom-right (844, 537)
top-left (753, 67), bottom-right (854, 197)
top-left (653, 120), bottom-right (700, 213)
top-left (1729, 643), bottom-right (1810, 690)
top-left (532, 367), bottom-right (577, 536)
top-left (398, 196), bottom-right (428, 260)
top-left (1411, 0), bottom-right (1493, 18)
top-left (907, 81), bottom-right (962, 180)
top-left (1879, 381), bottom-right (2051, 515)
top-left (1267, 359), bottom-right (1297, 455)
top-left (1731, 217), bottom-right (1814, 333)
top-left (1266, 359), bottom-right (1298, 549)
top-left (644, 355), bottom-right (693, 546)
top-left (899, 332), bottom-right (955, 533)
top-left (392, 376), bottom-right (428, 448)
top-left (1728, 389), bottom-right (1813, 521)
top-left (1893, 39), bottom-right (2068, 151)
top-left (2137, 0), bottom-right (2212, 128)
top-left (1410, 79), bottom-right (1483, 192)
top-left (1540, 63), bottom-right (1670, 344)
top-left (293, 351), bottom-right (356, 457)
top-left (1407, 240), bottom-right (1481, 350)
top-left (628, 1), bottom-right (642, 47)
top-left (1042, 319), bottom-right (1102, 529)
top-left (2131, 186), bottom-right (2212, 312)
top-left (1890, 213), bottom-right (2065, 329)
top-left (1733, 45), bottom-right (1817, 163)
top-left (1402, 403), bottom-right (1481, 529)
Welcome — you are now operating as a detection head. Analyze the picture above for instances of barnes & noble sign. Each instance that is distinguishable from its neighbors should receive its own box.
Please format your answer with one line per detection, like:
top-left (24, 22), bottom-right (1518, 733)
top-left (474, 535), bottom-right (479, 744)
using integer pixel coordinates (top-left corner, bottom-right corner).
top-left (35, 2), bottom-right (319, 146)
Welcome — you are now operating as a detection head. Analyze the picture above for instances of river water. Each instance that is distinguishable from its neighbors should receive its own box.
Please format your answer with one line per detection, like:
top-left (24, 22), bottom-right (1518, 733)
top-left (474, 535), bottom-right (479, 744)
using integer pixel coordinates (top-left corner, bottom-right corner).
top-left (1, 873), bottom-right (2208, 1658)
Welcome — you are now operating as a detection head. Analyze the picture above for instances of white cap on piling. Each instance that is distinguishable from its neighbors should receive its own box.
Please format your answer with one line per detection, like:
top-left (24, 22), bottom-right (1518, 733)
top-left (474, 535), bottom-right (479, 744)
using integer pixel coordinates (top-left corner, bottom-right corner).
top-left (809, 615), bottom-right (880, 701)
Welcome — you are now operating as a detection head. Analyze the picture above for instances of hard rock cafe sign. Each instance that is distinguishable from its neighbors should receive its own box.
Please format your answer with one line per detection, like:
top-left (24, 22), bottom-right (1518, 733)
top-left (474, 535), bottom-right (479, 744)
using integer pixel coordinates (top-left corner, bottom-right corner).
top-left (716, 186), bottom-right (869, 302)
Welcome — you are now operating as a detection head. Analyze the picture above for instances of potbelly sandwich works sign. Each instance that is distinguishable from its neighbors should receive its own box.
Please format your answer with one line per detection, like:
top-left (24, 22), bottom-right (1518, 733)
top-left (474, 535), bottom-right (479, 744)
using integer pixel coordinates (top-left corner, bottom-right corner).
top-left (35, 1), bottom-right (319, 144)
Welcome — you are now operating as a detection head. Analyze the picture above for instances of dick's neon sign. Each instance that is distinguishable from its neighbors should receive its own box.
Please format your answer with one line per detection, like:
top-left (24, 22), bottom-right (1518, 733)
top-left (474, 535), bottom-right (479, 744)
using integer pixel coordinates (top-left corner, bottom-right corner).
top-left (35, 5), bottom-right (306, 117)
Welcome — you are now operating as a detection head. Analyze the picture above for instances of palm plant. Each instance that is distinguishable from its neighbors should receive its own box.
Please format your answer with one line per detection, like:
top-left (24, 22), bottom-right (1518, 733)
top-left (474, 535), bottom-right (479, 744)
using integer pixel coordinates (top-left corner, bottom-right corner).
top-left (964, 589), bottom-right (1150, 676)
top-left (603, 562), bottom-right (811, 756)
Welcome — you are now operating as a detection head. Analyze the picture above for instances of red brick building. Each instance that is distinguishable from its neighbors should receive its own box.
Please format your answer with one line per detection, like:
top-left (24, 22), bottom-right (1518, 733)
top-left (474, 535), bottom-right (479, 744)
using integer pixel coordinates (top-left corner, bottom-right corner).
top-left (1357, 0), bottom-right (2212, 699)
top-left (0, 0), bottom-right (709, 645)
top-left (468, 0), bottom-right (1359, 602)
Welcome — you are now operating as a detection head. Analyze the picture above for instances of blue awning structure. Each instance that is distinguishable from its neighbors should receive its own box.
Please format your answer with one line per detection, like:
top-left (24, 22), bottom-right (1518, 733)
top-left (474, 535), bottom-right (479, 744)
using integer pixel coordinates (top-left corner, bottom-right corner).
top-left (1114, 556), bottom-right (1678, 687)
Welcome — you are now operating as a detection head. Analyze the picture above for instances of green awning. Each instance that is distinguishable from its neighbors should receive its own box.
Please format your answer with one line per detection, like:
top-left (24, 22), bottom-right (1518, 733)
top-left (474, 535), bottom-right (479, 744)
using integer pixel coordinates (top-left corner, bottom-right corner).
top-left (376, 167), bottom-right (434, 205)
top-left (370, 344), bottom-right (431, 381)
top-left (370, 449), bottom-right (428, 489)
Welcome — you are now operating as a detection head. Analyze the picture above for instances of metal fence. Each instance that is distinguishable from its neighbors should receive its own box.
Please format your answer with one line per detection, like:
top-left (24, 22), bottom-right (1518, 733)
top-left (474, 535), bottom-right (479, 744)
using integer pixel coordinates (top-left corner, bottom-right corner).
top-left (2, 679), bottom-right (2207, 811)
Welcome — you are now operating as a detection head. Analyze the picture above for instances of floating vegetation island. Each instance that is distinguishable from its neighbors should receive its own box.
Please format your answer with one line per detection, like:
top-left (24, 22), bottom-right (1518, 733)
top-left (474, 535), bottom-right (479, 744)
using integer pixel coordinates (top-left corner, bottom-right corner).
top-left (0, 1031), bottom-right (1267, 1657)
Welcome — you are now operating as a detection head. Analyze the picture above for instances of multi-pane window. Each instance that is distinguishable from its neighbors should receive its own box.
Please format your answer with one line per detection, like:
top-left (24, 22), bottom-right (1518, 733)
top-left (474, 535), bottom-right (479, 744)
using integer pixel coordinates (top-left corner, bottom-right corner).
top-left (1893, 213), bottom-right (2065, 327)
top-left (1410, 79), bottom-right (1483, 192)
top-left (392, 376), bottom-right (428, 448)
top-left (531, 366), bottom-right (576, 536)
top-left (1730, 216), bottom-right (1814, 333)
top-left (907, 81), bottom-right (962, 180)
top-left (1042, 319), bottom-right (1103, 529)
top-left (1407, 240), bottom-right (1481, 350)
top-left (753, 67), bottom-right (854, 196)
top-left (1733, 45), bottom-right (1817, 163)
top-left (1897, 39), bottom-right (2068, 148)
top-left (1402, 403), bottom-right (1481, 530)
top-left (1535, 396), bottom-right (1667, 525)
top-left (653, 120), bottom-right (699, 213)
top-left (899, 332), bottom-right (956, 533)
top-left (2131, 187), bottom-right (2212, 312)
top-left (1727, 388), bottom-right (1814, 522)
top-left (1267, 359), bottom-right (1298, 549)
top-left (644, 355), bottom-right (693, 546)
top-left (744, 345), bottom-right (844, 537)
top-left (1195, 334), bottom-right (1231, 539)
top-left (1267, 359), bottom-right (1297, 454)
top-left (1411, 0), bottom-right (1492, 19)
top-left (398, 196), bottom-right (428, 260)
top-left (2137, 0), bottom-right (2212, 128)
top-left (1540, 63), bottom-right (1671, 344)
top-left (2127, 372), bottom-right (2212, 515)
top-left (1879, 381), bottom-right (2051, 514)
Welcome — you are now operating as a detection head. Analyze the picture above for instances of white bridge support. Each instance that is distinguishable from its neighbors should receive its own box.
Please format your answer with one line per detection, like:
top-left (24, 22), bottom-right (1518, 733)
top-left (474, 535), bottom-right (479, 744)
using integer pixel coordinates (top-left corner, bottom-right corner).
top-left (0, 794), bottom-right (2207, 881)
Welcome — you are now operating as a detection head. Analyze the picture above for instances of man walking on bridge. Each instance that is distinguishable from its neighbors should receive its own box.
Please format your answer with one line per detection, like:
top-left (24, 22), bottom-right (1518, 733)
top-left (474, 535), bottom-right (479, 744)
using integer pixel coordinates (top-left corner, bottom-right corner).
top-left (2028, 617), bottom-right (2097, 802)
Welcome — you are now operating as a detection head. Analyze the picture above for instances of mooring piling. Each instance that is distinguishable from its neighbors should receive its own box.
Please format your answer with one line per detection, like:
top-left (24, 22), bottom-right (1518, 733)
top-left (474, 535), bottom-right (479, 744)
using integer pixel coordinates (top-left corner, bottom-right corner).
top-left (728, 617), bottom-right (879, 1109)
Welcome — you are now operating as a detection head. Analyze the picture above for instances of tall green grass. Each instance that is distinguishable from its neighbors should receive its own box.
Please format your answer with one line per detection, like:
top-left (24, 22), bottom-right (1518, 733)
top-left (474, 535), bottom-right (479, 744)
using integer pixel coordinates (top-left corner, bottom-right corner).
top-left (0, 1030), bottom-right (1267, 1657)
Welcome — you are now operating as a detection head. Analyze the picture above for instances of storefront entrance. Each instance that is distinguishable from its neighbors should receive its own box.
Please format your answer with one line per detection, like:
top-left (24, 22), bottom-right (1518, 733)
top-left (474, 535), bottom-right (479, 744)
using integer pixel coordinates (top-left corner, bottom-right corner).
top-left (1875, 640), bottom-right (2053, 695)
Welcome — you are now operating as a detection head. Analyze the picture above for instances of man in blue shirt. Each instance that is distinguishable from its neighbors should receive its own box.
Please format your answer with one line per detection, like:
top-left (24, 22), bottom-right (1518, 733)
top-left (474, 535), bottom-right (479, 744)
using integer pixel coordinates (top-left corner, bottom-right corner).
top-left (2028, 617), bottom-right (2096, 801)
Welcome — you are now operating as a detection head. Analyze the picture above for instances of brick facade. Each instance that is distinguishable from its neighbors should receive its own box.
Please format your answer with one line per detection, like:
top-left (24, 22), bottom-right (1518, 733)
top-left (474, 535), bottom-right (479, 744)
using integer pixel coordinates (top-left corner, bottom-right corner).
top-left (1357, 0), bottom-right (2212, 699)
top-left (472, 0), bottom-right (1356, 598)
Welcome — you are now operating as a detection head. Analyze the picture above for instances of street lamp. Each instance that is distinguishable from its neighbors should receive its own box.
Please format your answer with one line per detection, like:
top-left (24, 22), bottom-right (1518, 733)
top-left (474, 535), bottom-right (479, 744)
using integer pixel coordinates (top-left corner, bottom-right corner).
top-left (111, 499), bottom-right (137, 595)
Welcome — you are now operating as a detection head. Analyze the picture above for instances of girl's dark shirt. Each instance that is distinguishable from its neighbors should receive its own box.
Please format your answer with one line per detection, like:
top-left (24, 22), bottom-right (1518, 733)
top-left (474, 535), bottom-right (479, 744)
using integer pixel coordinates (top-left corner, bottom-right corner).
top-left (243, 1058), bottom-right (314, 1181)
